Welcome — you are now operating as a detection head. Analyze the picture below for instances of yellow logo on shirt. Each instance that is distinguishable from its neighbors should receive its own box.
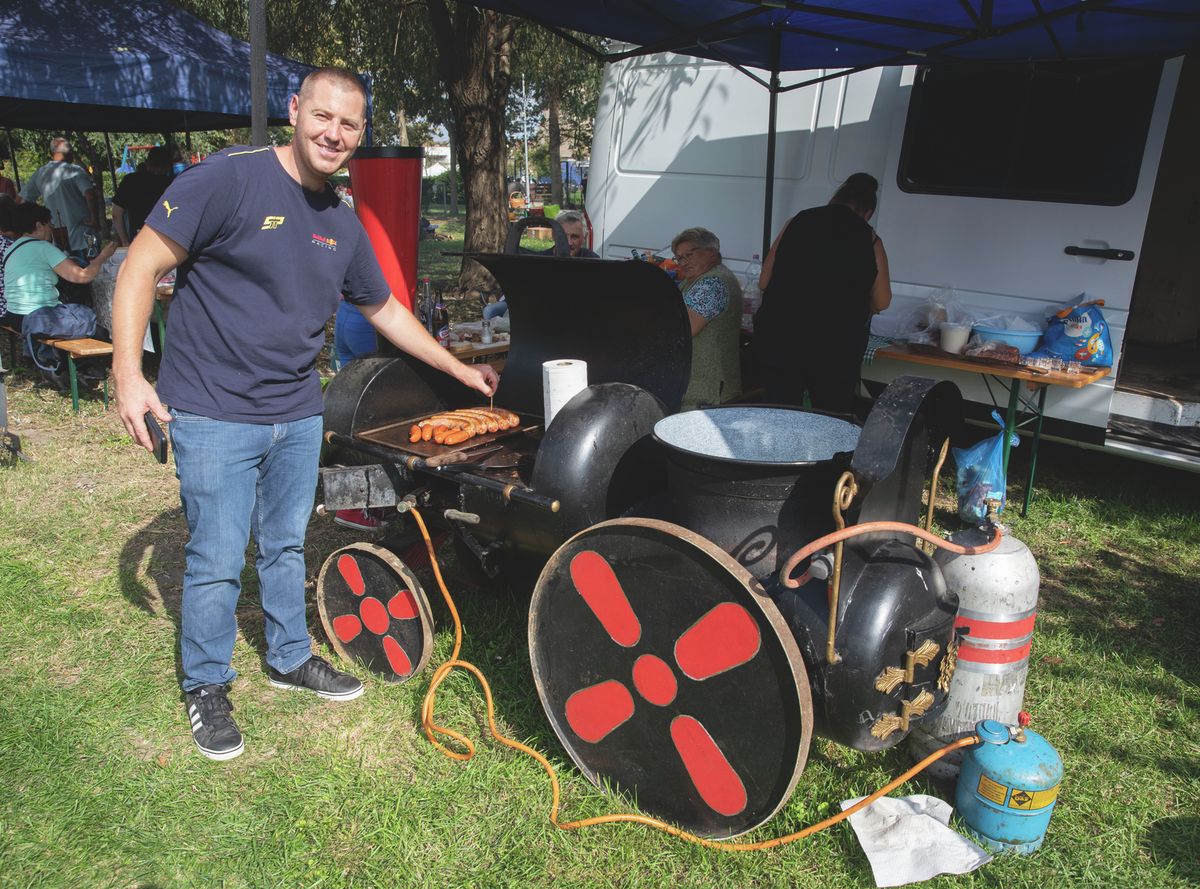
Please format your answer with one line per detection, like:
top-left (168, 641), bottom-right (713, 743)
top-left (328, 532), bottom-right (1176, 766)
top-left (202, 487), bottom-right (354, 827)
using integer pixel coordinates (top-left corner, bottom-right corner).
top-left (162, 200), bottom-right (179, 218)
top-left (261, 215), bottom-right (286, 230)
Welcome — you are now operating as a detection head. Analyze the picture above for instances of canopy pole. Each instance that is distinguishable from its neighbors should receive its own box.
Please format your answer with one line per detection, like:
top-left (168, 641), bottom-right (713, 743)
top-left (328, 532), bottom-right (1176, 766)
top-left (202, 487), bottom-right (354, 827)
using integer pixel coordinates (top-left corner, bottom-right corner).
top-left (249, 0), bottom-right (268, 146)
top-left (761, 27), bottom-right (782, 259)
top-left (5, 129), bottom-right (19, 189)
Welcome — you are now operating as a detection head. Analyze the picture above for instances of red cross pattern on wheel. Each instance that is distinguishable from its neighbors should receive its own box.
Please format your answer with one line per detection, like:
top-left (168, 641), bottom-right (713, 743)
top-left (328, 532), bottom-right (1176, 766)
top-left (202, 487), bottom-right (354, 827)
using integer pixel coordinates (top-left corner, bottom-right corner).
top-left (317, 543), bottom-right (435, 682)
top-left (529, 518), bottom-right (813, 839)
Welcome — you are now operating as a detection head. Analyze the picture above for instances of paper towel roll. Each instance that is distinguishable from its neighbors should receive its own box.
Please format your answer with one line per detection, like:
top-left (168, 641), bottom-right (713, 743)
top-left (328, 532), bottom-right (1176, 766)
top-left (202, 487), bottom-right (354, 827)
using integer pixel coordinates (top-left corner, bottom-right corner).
top-left (542, 359), bottom-right (588, 427)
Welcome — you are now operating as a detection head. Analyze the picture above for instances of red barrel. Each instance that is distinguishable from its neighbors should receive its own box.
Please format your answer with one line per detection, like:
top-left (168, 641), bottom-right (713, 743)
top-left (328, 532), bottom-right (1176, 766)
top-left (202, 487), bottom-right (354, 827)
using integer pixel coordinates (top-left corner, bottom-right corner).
top-left (347, 147), bottom-right (424, 310)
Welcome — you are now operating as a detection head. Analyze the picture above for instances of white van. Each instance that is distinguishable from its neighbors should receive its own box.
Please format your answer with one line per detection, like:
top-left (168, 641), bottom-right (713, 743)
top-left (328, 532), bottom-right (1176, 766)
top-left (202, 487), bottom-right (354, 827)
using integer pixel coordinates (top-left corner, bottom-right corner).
top-left (587, 50), bottom-right (1200, 468)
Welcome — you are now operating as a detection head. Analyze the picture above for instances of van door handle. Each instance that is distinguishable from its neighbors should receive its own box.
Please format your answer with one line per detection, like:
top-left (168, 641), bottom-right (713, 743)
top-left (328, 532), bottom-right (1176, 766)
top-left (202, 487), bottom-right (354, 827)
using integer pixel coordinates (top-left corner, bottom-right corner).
top-left (1065, 245), bottom-right (1135, 261)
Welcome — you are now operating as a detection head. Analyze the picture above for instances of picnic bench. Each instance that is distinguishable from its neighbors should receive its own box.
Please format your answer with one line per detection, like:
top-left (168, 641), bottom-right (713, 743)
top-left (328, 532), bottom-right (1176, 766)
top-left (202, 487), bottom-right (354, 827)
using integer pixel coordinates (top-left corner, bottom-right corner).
top-left (1, 324), bottom-right (113, 413)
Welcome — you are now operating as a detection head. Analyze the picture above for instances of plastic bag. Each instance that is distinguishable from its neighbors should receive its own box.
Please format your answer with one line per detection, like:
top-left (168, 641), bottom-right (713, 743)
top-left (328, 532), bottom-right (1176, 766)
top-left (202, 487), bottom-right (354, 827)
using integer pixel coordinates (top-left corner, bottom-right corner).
top-left (953, 411), bottom-right (1018, 523)
top-left (900, 286), bottom-right (972, 345)
top-left (1027, 296), bottom-right (1112, 367)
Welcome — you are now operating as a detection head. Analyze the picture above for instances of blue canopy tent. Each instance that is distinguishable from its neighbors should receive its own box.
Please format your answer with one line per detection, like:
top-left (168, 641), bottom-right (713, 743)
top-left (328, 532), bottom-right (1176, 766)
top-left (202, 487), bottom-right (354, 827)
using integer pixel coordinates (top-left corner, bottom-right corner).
top-left (0, 0), bottom-right (315, 133)
top-left (465, 0), bottom-right (1200, 251)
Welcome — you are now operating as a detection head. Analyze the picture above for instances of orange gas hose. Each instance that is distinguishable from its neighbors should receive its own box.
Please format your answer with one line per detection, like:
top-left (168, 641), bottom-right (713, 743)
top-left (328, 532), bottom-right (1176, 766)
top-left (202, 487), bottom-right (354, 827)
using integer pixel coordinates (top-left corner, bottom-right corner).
top-left (779, 521), bottom-right (1003, 589)
top-left (408, 507), bottom-right (982, 851)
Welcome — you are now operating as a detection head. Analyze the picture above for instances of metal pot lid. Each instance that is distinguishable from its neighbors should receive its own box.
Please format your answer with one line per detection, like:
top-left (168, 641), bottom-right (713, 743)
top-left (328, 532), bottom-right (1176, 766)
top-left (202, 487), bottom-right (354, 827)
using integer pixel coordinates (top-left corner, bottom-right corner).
top-left (653, 407), bottom-right (860, 465)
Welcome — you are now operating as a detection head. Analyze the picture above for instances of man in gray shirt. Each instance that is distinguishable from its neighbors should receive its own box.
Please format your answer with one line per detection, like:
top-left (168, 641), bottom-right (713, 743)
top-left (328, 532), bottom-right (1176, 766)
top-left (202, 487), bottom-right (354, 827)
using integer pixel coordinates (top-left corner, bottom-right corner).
top-left (18, 137), bottom-right (102, 257)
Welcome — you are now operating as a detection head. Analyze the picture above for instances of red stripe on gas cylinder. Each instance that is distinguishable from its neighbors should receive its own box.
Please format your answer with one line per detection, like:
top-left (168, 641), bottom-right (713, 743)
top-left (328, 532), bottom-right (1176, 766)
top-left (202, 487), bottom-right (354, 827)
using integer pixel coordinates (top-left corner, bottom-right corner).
top-left (959, 641), bottom-right (1033, 664)
top-left (382, 635), bottom-right (414, 677)
top-left (632, 654), bottom-right (678, 706)
top-left (670, 715), bottom-right (748, 817)
top-left (337, 554), bottom-right (366, 597)
top-left (569, 550), bottom-right (641, 647)
top-left (332, 613), bottom-right (362, 643)
top-left (954, 614), bottom-right (1036, 641)
top-left (359, 597), bottom-right (390, 635)
top-left (388, 589), bottom-right (419, 621)
top-left (674, 602), bottom-right (761, 680)
top-left (564, 679), bottom-right (635, 743)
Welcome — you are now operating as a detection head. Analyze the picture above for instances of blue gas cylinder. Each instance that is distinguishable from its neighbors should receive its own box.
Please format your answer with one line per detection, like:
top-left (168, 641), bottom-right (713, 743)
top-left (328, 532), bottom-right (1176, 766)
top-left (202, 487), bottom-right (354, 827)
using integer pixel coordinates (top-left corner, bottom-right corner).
top-left (956, 719), bottom-right (1063, 854)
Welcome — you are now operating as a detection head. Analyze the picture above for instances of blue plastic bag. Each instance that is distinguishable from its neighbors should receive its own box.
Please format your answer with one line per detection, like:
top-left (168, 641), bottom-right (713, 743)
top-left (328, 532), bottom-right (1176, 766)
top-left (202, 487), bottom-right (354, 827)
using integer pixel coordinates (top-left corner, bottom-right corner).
top-left (1027, 296), bottom-right (1112, 367)
top-left (953, 411), bottom-right (1018, 523)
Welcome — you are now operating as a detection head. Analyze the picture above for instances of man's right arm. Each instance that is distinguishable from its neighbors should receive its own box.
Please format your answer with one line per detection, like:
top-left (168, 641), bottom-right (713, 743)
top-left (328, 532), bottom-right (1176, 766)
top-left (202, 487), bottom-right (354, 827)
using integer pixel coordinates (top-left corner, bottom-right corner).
top-left (112, 227), bottom-right (188, 451)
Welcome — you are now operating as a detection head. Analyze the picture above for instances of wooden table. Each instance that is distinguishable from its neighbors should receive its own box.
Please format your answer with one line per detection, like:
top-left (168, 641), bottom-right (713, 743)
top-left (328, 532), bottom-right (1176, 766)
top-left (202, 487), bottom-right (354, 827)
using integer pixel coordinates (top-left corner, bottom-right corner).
top-left (449, 338), bottom-right (510, 372)
top-left (874, 344), bottom-right (1110, 515)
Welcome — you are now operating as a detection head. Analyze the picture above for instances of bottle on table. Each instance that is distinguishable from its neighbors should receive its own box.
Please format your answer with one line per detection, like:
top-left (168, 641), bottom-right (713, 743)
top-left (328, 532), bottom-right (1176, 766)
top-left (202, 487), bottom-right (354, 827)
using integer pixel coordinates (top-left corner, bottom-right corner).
top-left (433, 296), bottom-right (450, 347)
top-left (420, 277), bottom-right (435, 335)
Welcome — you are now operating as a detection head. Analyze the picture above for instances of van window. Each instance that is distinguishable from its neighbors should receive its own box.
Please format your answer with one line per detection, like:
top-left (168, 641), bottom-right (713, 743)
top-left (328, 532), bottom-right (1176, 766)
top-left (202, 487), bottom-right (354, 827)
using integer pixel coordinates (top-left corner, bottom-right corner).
top-left (898, 61), bottom-right (1163, 206)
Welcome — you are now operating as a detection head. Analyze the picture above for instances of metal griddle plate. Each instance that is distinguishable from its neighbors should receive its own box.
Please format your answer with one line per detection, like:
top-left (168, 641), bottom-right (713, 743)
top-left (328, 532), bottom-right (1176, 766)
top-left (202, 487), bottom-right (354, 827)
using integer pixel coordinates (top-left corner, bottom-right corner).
top-left (354, 414), bottom-right (540, 459)
top-left (529, 518), bottom-right (813, 840)
top-left (464, 253), bottom-right (692, 416)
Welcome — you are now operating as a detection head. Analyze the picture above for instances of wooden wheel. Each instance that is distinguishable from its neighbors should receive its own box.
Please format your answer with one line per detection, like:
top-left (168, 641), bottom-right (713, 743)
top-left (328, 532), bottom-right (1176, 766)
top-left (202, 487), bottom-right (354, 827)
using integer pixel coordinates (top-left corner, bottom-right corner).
top-left (317, 543), bottom-right (434, 682)
top-left (529, 518), bottom-right (813, 839)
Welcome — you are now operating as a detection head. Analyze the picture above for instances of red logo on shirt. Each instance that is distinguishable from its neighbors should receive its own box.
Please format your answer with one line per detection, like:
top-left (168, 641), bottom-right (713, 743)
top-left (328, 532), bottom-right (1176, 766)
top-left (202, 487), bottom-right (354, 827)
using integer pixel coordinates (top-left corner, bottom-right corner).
top-left (312, 233), bottom-right (338, 251)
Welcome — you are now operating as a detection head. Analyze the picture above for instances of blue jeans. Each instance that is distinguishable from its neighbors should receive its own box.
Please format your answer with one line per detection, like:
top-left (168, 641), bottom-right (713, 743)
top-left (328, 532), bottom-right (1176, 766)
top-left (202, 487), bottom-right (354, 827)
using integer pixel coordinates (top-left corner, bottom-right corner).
top-left (169, 409), bottom-right (323, 691)
top-left (333, 300), bottom-right (378, 370)
top-left (482, 297), bottom-right (509, 320)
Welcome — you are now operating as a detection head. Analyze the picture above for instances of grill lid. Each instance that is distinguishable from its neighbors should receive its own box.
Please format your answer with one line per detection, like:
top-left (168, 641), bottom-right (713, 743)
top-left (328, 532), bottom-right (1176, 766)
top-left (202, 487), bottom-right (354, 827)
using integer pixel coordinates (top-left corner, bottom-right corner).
top-left (467, 253), bottom-right (692, 415)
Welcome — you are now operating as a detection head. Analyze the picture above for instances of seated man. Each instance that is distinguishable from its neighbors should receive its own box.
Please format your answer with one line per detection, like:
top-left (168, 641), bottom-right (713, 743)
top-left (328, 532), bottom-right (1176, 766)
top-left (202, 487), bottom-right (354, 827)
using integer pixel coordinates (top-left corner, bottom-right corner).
top-left (485, 210), bottom-right (597, 320)
top-left (670, 226), bottom-right (743, 409)
top-left (543, 209), bottom-right (598, 259)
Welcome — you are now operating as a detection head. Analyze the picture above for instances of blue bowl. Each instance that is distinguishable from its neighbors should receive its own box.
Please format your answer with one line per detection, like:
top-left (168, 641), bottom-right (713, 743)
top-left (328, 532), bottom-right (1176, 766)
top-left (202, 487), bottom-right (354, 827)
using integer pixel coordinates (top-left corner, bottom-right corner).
top-left (972, 324), bottom-right (1042, 356)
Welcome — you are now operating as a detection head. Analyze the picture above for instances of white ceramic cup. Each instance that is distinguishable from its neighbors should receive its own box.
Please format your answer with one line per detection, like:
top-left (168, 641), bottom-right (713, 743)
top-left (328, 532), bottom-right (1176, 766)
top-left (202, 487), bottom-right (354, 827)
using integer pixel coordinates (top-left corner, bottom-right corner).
top-left (939, 322), bottom-right (970, 354)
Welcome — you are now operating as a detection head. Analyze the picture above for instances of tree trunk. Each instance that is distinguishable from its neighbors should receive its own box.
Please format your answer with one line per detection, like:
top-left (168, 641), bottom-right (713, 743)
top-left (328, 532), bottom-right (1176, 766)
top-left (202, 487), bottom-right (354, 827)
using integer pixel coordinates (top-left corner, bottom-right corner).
top-left (547, 83), bottom-right (563, 206)
top-left (397, 99), bottom-right (409, 146)
top-left (427, 0), bottom-right (515, 293)
top-left (447, 123), bottom-right (459, 216)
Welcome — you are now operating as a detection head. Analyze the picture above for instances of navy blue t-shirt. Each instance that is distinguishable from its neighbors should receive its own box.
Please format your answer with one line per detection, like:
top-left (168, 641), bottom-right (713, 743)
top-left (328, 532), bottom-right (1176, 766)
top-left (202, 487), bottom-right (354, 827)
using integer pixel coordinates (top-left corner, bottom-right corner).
top-left (146, 146), bottom-right (391, 422)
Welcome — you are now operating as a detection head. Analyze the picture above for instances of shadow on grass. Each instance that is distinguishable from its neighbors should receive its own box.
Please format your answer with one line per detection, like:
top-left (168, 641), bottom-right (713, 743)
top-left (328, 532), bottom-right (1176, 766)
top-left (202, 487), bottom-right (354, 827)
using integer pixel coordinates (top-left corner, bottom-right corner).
top-left (116, 507), bottom-right (306, 689)
top-left (1143, 816), bottom-right (1200, 883)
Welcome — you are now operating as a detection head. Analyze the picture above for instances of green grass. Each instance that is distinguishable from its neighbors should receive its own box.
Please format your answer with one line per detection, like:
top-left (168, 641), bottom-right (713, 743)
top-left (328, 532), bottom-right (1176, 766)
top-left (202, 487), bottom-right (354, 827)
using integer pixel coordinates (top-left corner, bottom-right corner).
top-left (0, 375), bottom-right (1197, 887)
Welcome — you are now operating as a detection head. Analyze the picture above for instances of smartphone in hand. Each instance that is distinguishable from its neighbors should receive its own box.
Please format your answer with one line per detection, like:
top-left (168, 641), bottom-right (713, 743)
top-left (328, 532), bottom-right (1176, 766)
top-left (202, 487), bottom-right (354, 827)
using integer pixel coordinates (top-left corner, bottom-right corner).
top-left (144, 411), bottom-right (168, 464)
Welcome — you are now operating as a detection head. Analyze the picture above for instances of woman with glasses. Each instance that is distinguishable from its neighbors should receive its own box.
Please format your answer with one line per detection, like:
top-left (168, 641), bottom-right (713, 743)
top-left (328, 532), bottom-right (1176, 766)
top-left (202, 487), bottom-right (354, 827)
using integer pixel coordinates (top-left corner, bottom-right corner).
top-left (670, 227), bottom-right (743, 409)
top-left (752, 173), bottom-right (891, 415)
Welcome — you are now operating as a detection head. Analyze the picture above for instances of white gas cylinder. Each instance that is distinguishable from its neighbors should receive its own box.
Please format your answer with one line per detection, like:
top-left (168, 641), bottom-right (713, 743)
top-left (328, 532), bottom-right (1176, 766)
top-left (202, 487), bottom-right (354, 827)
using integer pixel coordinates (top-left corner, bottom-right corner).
top-left (909, 527), bottom-right (1040, 778)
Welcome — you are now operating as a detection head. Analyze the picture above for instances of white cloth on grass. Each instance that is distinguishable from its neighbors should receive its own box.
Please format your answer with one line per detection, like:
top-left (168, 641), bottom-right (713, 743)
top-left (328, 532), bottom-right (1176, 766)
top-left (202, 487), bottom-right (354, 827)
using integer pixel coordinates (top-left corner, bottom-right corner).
top-left (840, 794), bottom-right (991, 887)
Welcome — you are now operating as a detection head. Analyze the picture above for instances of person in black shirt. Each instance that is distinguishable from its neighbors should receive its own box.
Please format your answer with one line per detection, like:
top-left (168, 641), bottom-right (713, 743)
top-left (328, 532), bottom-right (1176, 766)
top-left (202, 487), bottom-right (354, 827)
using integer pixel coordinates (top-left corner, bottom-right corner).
top-left (753, 173), bottom-right (891, 414)
top-left (111, 146), bottom-right (173, 246)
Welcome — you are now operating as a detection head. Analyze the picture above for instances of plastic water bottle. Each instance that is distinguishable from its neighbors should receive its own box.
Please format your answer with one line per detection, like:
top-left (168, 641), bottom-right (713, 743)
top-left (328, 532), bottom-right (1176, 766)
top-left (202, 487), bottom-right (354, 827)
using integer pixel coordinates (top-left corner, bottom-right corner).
top-left (742, 253), bottom-right (762, 332)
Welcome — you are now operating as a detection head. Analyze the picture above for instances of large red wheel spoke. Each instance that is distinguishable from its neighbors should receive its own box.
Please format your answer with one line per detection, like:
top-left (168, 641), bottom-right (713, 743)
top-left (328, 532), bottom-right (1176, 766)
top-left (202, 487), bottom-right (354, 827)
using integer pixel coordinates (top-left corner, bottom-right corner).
top-left (331, 614), bottom-right (362, 644)
top-left (674, 602), bottom-right (761, 680)
top-left (569, 550), bottom-right (642, 647)
top-left (565, 679), bottom-right (635, 743)
top-left (336, 554), bottom-right (365, 597)
top-left (382, 635), bottom-right (414, 678)
top-left (670, 715), bottom-right (748, 817)
top-left (387, 589), bottom-right (419, 620)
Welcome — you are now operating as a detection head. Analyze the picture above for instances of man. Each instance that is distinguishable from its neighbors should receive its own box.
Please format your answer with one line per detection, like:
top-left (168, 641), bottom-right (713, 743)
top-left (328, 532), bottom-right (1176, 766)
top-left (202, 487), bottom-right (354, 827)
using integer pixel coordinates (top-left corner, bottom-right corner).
top-left (547, 209), bottom-right (597, 258)
top-left (112, 67), bottom-right (497, 762)
top-left (111, 146), bottom-right (174, 246)
top-left (18, 137), bottom-right (102, 257)
top-left (484, 208), bottom-right (597, 320)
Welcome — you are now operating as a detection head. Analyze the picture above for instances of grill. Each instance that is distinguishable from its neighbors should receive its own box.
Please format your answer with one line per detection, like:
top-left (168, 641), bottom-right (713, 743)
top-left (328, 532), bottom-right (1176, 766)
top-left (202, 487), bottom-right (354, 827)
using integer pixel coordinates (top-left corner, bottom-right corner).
top-left (318, 252), bottom-right (970, 840)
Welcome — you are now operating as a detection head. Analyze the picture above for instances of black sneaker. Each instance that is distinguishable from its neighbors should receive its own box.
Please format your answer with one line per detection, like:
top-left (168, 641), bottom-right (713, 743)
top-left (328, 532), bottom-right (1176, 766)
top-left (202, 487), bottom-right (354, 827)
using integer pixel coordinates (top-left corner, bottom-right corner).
top-left (184, 684), bottom-right (244, 761)
top-left (268, 655), bottom-right (364, 701)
